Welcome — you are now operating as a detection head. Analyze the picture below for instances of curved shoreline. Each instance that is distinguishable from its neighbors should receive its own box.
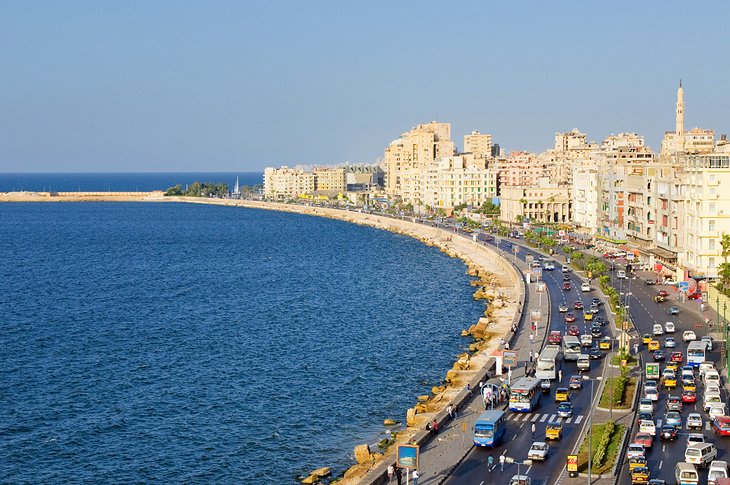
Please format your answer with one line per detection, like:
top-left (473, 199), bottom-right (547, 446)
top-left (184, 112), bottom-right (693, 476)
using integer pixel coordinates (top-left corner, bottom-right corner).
top-left (173, 198), bottom-right (523, 483)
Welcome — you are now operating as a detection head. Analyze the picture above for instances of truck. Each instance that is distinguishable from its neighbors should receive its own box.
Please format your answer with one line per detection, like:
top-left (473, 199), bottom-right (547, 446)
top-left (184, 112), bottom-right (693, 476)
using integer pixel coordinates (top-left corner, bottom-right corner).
top-left (536, 345), bottom-right (561, 380)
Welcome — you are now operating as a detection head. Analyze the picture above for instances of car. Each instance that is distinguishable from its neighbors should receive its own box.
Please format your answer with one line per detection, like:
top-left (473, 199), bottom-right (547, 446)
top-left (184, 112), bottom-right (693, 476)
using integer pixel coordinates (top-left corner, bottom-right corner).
top-left (687, 433), bottom-right (706, 446)
top-left (617, 270), bottom-right (627, 279)
top-left (647, 480), bottom-right (666, 485)
top-left (706, 385), bottom-right (722, 396)
top-left (567, 326), bottom-right (580, 336)
top-left (565, 312), bottom-right (576, 323)
top-left (669, 306), bottom-right (680, 315)
top-left (581, 282), bottom-right (591, 292)
top-left (643, 334), bottom-right (653, 344)
top-left (700, 362), bottom-right (717, 378)
top-left (653, 324), bottom-right (664, 336)
top-left (548, 331), bottom-right (562, 345)
top-left (665, 322), bottom-right (676, 333)
top-left (599, 336), bottom-right (612, 350)
top-left (562, 274), bottom-right (570, 281)
top-left (683, 378), bottom-right (697, 392)
top-left (540, 379), bottom-right (552, 393)
top-left (639, 398), bottom-right (654, 413)
top-left (658, 290), bottom-right (669, 297)
top-left (574, 300), bottom-right (584, 310)
top-left (683, 391), bottom-right (697, 404)
top-left (545, 421), bottom-right (563, 440)
top-left (589, 304), bottom-right (599, 314)
top-left (563, 282), bottom-right (571, 291)
top-left (527, 441), bottom-right (550, 461)
top-left (577, 354), bottom-right (591, 370)
top-left (594, 316), bottom-right (607, 326)
top-left (590, 325), bottom-right (602, 337)
top-left (653, 350), bottom-right (666, 361)
top-left (645, 387), bottom-right (659, 401)
top-left (712, 416), bottom-right (730, 436)
top-left (581, 334), bottom-right (593, 347)
top-left (591, 297), bottom-right (602, 306)
top-left (645, 380), bottom-right (658, 391)
top-left (654, 295), bottom-right (666, 303)
top-left (702, 336), bottom-right (713, 351)
top-left (660, 424), bottom-right (679, 442)
top-left (555, 387), bottom-right (569, 402)
top-left (558, 303), bottom-right (568, 313)
top-left (562, 265), bottom-right (569, 273)
top-left (584, 311), bottom-right (594, 321)
top-left (645, 278), bottom-right (657, 285)
top-left (666, 411), bottom-right (682, 427)
top-left (629, 456), bottom-right (648, 471)
top-left (708, 460), bottom-right (729, 485)
top-left (687, 413), bottom-right (703, 429)
top-left (588, 348), bottom-right (602, 360)
top-left (663, 370), bottom-right (677, 389)
top-left (666, 396), bottom-right (682, 411)
top-left (638, 411), bottom-right (654, 424)
top-left (569, 375), bottom-right (583, 390)
top-left (709, 405), bottom-right (728, 421)
top-left (648, 340), bottom-right (660, 351)
top-left (635, 432), bottom-right (654, 449)
top-left (704, 393), bottom-right (723, 412)
top-left (671, 351), bottom-right (683, 362)
top-left (683, 330), bottom-right (697, 342)
top-left (664, 337), bottom-right (676, 348)
top-left (557, 402), bottom-right (573, 417)
top-left (508, 475), bottom-right (531, 485)
top-left (631, 466), bottom-right (649, 485)
top-left (681, 365), bottom-right (694, 379)
top-left (666, 361), bottom-right (679, 372)
top-left (627, 443), bottom-right (646, 459)
top-left (544, 262), bottom-right (555, 270)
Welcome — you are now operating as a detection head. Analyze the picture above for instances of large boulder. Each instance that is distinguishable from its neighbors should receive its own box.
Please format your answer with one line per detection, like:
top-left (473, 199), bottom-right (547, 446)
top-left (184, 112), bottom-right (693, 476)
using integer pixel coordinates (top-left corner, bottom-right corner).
top-left (383, 418), bottom-right (398, 426)
top-left (406, 407), bottom-right (417, 426)
top-left (354, 444), bottom-right (372, 464)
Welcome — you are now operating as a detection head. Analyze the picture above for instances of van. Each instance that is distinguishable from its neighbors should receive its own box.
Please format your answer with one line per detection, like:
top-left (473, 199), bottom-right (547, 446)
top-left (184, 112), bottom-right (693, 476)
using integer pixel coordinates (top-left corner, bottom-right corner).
top-left (700, 362), bottom-right (716, 378)
top-left (705, 370), bottom-right (721, 387)
top-left (676, 462), bottom-right (699, 485)
top-left (704, 393), bottom-right (722, 411)
top-left (708, 460), bottom-right (729, 485)
top-left (577, 354), bottom-right (590, 371)
top-left (685, 442), bottom-right (718, 468)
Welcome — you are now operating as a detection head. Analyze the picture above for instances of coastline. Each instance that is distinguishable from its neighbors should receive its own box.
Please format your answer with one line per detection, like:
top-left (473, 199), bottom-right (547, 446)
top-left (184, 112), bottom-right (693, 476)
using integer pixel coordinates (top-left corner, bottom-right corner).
top-left (4, 193), bottom-right (523, 483)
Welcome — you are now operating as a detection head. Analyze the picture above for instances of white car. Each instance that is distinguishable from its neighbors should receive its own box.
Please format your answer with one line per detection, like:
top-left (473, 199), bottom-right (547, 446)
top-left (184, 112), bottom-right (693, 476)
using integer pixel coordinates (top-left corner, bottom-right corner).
top-left (645, 388), bottom-right (659, 402)
top-left (627, 443), bottom-right (645, 459)
top-left (709, 460), bottom-right (729, 485)
top-left (706, 384), bottom-right (721, 396)
top-left (639, 419), bottom-right (656, 436)
top-left (665, 322), bottom-right (676, 333)
top-left (527, 442), bottom-right (549, 461)
top-left (687, 413), bottom-right (703, 429)
top-left (704, 393), bottom-right (723, 411)
top-left (544, 262), bottom-right (555, 270)
top-left (639, 399), bottom-right (654, 413)
top-left (709, 405), bottom-right (727, 420)
top-left (683, 330), bottom-right (697, 342)
top-left (617, 270), bottom-right (627, 279)
top-left (702, 336), bottom-right (713, 351)
top-left (653, 324), bottom-right (664, 336)
top-left (581, 282), bottom-right (591, 292)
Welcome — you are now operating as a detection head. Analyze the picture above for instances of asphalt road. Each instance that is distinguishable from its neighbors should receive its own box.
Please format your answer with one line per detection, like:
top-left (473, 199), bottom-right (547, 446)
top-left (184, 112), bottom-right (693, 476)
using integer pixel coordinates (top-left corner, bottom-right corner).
top-left (441, 236), bottom-right (612, 485)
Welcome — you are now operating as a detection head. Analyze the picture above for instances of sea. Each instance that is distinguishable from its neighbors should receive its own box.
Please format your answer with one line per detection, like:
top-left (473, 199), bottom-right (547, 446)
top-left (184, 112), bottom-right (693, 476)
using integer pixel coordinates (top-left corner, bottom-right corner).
top-left (0, 174), bottom-right (483, 483)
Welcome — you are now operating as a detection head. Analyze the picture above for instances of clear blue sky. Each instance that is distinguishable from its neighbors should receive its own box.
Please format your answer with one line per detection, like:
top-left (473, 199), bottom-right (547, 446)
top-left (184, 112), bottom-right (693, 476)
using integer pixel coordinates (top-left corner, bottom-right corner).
top-left (2, 1), bottom-right (729, 172)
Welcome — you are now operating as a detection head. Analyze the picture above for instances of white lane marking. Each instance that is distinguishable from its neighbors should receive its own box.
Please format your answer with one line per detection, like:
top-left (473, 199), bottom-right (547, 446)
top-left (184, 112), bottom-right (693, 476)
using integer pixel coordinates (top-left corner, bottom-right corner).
top-left (706, 422), bottom-right (711, 431)
top-left (532, 414), bottom-right (541, 422)
top-left (549, 414), bottom-right (557, 422)
top-left (662, 444), bottom-right (666, 452)
top-left (659, 460), bottom-right (663, 469)
top-left (540, 414), bottom-right (549, 422)
top-left (565, 417), bottom-right (573, 424)
top-left (657, 419), bottom-right (663, 427)
top-left (526, 465), bottom-right (533, 475)
top-left (512, 434), bottom-right (517, 441)
top-left (575, 415), bottom-right (584, 424)
top-left (520, 422), bottom-right (525, 429)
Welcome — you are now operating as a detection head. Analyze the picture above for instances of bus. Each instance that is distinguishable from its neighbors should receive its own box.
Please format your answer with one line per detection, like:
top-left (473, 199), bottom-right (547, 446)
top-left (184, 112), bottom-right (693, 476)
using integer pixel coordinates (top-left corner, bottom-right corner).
top-left (562, 335), bottom-right (582, 361)
top-left (536, 345), bottom-right (562, 380)
top-left (509, 377), bottom-right (542, 412)
top-left (473, 410), bottom-right (507, 447)
top-left (687, 341), bottom-right (706, 367)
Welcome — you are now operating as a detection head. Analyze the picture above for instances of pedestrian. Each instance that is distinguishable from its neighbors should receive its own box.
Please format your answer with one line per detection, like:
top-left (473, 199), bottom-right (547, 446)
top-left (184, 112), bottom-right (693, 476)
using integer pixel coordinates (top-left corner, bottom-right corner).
top-left (447, 404), bottom-right (454, 419)
top-left (412, 469), bottom-right (419, 485)
top-left (535, 351), bottom-right (539, 361)
top-left (531, 322), bottom-right (536, 332)
top-left (505, 342), bottom-right (510, 350)
top-left (395, 466), bottom-right (403, 485)
top-left (530, 333), bottom-right (534, 344)
top-left (387, 464), bottom-right (394, 482)
top-left (467, 383), bottom-right (472, 395)
top-left (500, 337), bottom-right (505, 347)
top-left (558, 369), bottom-right (563, 381)
top-left (487, 453), bottom-right (494, 472)
top-left (499, 454), bottom-right (505, 471)
top-left (531, 422), bottom-right (536, 439)
top-left (529, 350), bottom-right (533, 363)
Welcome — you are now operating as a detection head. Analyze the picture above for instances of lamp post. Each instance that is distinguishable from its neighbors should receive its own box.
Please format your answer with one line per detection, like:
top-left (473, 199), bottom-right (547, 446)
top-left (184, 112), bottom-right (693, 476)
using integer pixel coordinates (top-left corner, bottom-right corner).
top-left (505, 457), bottom-right (533, 481)
top-left (583, 375), bottom-right (595, 484)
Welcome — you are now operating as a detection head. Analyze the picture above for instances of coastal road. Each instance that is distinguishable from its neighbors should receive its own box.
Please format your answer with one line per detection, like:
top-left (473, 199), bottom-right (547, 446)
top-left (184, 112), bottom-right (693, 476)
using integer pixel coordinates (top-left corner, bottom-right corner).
top-left (441, 237), bottom-right (613, 485)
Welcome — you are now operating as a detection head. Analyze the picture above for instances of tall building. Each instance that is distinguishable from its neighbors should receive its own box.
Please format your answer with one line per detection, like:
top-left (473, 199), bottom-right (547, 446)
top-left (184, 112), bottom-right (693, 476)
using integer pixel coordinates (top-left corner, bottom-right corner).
top-left (463, 131), bottom-right (492, 158)
top-left (500, 180), bottom-right (572, 224)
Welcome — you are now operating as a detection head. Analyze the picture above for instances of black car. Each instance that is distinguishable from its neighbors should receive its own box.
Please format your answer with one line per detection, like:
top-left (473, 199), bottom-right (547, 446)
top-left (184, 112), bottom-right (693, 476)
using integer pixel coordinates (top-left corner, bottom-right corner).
top-left (594, 316), bottom-right (607, 326)
top-left (648, 480), bottom-right (666, 485)
top-left (591, 297), bottom-right (602, 306)
top-left (588, 349), bottom-right (603, 360)
top-left (653, 350), bottom-right (666, 361)
top-left (659, 425), bottom-right (678, 441)
top-left (591, 325), bottom-right (602, 337)
top-left (644, 278), bottom-right (657, 285)
top-left (638, 411), bottom-right (653, 424)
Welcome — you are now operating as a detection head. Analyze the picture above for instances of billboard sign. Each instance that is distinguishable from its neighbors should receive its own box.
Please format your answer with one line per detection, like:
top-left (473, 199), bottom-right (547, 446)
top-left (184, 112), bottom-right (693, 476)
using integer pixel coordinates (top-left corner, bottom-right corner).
top-left (503, 350), bottom-right (518, 367)
top-left (396, 445), bottom-right (419, 469)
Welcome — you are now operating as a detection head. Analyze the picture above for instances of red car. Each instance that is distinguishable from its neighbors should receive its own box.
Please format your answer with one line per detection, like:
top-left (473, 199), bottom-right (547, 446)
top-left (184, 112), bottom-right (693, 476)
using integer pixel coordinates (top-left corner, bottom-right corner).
top-left (670, 352), bottom-right (683, 363)
top-left (548, 331), bottom-right (562, 345)
top-left (603, 252), bottom-right (613, 258)
top-left (574, 301), bottom-right (584, 310)
top-left (658, 290), bottom-right (669, 297)
top-left (682, 390), bottom-right (697, 403)
top-left (567, 326), bottom-right (580, 336)
top-left (565, 312), bottom-right (576, 323)
top-left (713, 416), bottom-right (730, 436)
top-left (563, 282), bottom-right (571, 291)
top-left (634, 433), bottom-right (654, 449)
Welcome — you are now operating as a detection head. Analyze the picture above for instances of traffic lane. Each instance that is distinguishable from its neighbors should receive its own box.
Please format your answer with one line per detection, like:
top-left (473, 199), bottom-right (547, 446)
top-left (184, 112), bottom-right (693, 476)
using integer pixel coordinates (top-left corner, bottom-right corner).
top-left (444, 359), bottom-right (602, 485)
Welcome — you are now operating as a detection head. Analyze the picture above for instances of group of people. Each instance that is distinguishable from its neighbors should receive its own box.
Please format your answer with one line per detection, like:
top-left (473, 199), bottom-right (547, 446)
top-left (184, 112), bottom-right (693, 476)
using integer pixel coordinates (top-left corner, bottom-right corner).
top-left (485, 453), bottom-right (506, 472)
top-left (387, 464), bottom-right (419, 485)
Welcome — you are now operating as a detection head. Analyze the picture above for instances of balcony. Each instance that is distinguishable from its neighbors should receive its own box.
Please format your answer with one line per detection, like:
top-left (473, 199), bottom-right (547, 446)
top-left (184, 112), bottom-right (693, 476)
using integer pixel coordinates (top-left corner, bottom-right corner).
top-left (698, 230), bottom-right (719, 238)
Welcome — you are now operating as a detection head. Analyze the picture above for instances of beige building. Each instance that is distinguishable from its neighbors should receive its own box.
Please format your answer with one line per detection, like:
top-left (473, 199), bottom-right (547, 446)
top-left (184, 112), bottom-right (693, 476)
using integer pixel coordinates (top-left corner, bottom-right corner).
top-left (571, 165), bottom-right (600, 232)
top-left (421, 155), bottom-right (497, 209)
top-left (313, 168), bottom-right (346, 193)
top-left (463, 131), bottom-right (493, 158)
top-left (264, 167), bottom-right (316, 198)
top-left (500, 181), bottom-right (572, 224)
top-left (495, 151), bottom-right (551, 187)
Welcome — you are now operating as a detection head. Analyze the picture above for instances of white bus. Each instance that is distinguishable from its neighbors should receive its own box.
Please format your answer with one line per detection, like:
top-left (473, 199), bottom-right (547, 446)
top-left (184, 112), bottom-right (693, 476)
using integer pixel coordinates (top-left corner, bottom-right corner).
top-left (536, 345), bottom-right (562, 380)
top-left (687, 341), bottom-right (706, 367)
top-left (508, 377), bottom-right (542, 412)
top-left (562, 335), bottom-right (581, 361)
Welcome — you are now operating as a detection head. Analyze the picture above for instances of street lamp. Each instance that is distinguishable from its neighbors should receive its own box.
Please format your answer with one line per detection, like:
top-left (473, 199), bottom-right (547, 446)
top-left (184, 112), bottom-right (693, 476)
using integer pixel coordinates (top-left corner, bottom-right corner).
top-left (582, 375), bottom-right (595, 484)
top-left (505, 456), bottom-right (533, 480)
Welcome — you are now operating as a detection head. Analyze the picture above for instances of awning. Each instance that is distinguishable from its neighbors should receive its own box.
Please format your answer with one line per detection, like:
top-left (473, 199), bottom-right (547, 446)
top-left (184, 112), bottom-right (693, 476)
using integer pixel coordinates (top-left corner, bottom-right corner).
top-left (647, 247), bottom-right (678, 260)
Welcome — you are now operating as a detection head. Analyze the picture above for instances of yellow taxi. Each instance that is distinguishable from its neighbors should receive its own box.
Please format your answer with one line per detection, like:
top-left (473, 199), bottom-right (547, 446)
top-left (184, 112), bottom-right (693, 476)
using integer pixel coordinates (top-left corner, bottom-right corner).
top-left (599, 337), bottom-right (612, 350)
top-left (665, 361), bottom-right (679, 372)
top-left (642, 334), bottom-right (653, 344)
top-left (682, 378), bottom-right (696, 392)
top-left (648, 340), bottom-right (660, 351)
top-left (631, 466), bottom-right (649, 484)
top-left (555, 387), bottom-right (569, 402)
top-left (584, 312), bottom-right (594, 321)
top-left (545, 421), bottom-right (563, 440)
top-left (629, 456), bottom-right (647, 471)
top-left (663, 370), bottom-right (677, 389)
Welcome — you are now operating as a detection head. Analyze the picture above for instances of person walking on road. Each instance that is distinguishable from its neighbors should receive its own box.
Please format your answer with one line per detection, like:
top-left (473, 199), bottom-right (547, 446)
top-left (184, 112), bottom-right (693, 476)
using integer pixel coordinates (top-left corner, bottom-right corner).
top-left (487, 454), bottom-right (494, 472)
top-left (531, 422), bottom-right (536, 439)
top-left (387, 464), bottom-right (394, 482)
top-left (499, 454), bottom-right (505, 471)
top-left (412, 469), bottom-right (419, 485)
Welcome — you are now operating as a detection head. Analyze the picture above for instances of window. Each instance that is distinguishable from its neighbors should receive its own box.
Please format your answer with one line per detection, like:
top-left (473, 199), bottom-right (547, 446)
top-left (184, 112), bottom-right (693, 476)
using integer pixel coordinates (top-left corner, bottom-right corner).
top-left (709, 239), bottom-right (716, 251)
top-left (710, 202), bottom-right (716, 213)
top-left (709, 220), bottom-right (716, 231)
top-left (710, 257), bottom-right (716, 268)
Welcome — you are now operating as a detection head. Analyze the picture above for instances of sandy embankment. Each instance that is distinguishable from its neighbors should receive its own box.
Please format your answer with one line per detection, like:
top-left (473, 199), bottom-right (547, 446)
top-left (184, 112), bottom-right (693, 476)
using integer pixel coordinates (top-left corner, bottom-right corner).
top-left (175, 197), bottom-right (522, 484)
top-left (0, 191), bottom-right (167, 202)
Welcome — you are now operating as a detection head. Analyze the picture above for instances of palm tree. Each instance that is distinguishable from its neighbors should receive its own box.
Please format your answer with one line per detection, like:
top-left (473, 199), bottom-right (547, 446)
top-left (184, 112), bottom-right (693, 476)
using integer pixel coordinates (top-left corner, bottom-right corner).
top-left (519, 198), bottom-right (528, 222)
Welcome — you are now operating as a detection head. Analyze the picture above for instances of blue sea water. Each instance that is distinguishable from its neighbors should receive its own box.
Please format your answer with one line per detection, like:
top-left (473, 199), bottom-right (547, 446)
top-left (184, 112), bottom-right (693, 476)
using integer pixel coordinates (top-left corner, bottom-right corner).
top-left (0, 172), bottom-right (262, 192)
top-left (0, 201), bottom-right (483, 483)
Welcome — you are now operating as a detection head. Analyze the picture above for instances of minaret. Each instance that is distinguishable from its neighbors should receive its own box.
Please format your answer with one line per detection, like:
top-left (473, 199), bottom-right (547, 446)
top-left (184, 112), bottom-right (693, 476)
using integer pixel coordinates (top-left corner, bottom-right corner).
top-left (676, 80), bottom-right (684, 138)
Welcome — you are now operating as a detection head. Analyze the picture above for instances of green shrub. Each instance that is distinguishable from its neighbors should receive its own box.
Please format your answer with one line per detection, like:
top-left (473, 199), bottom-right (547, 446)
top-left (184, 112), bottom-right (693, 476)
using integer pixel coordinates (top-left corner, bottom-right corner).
top-left (593, 420), bottom-right (615, 468)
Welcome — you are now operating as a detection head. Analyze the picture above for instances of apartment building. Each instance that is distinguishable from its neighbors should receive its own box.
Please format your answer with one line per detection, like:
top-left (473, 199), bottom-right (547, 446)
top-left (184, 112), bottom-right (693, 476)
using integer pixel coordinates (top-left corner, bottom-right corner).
top-left (263, 167), bottom-right (316, 198)
top-left (500, 180), bottom-right (571, 224)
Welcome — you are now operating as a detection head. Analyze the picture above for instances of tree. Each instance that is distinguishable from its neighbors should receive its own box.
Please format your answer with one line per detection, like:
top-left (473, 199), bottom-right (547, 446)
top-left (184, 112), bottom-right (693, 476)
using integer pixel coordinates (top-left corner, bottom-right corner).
top-left (719, 233), bottom-right (730, 294)
top-left (164, 184), bottom-right (183, 196)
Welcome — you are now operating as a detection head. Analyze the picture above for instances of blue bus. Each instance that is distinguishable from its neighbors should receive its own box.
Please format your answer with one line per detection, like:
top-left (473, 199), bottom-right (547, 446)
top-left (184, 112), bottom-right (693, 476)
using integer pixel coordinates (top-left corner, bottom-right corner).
top-left (473, 410), bottom-right (507, 447)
